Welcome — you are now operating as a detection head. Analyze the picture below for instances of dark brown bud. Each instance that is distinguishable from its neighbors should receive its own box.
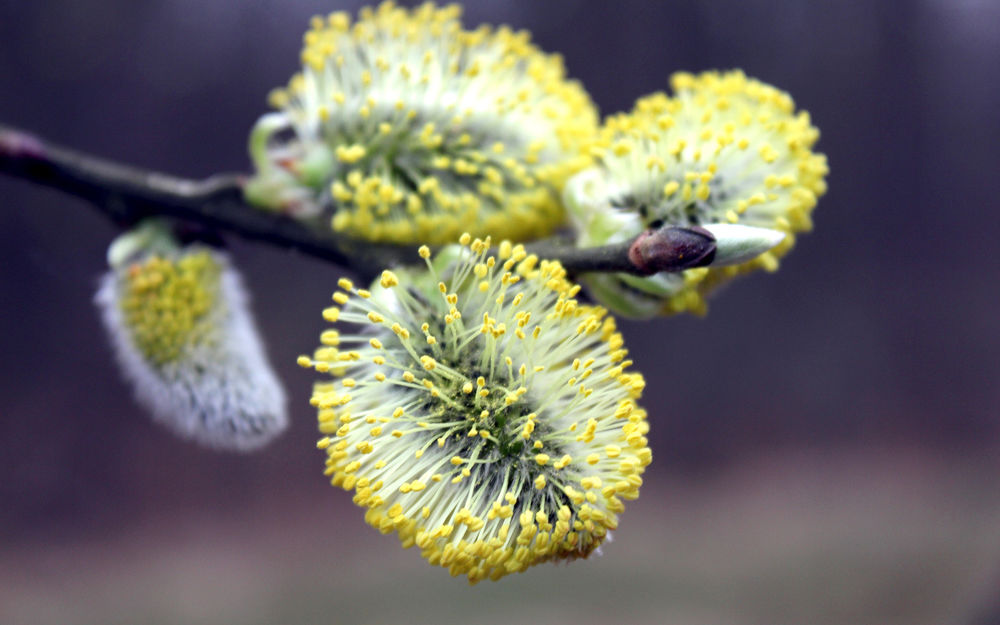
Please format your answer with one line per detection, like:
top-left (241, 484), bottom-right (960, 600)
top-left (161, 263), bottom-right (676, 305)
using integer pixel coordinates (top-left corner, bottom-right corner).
top-left (627, 225), bottom-right (716, 275)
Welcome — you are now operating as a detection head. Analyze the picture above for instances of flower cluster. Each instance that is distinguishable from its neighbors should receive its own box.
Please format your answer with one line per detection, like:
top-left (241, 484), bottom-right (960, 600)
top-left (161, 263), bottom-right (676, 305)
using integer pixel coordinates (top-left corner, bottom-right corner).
top-left (96, 226), bottom-right (286, 451)
top-left (247, 1), bottom-right (597, 245)
top-left (236, 3), bottom-right (832, 583)
top-left (566, 70), bottom-right (829, 317)
top-left (299, 235), bottom-right (650, 582)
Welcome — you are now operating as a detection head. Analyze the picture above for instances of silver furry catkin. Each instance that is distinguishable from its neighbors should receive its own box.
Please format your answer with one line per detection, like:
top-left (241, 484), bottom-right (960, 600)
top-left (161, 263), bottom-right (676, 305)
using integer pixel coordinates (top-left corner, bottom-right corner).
top-left (95, 228), bottom-right (287, 451)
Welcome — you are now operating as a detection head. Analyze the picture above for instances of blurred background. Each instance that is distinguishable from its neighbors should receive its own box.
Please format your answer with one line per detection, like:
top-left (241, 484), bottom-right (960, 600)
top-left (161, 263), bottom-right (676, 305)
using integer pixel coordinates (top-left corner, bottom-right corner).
top-left (2, 1), bottom-right (1000, 623)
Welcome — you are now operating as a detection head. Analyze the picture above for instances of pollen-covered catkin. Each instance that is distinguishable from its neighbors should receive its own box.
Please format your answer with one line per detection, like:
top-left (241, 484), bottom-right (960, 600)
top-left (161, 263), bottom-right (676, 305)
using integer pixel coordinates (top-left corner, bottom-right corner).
top-left (96, 238), bottom-right (286, 451)
top-left (302, 235), bottom-right (650, 582)
top-left (247, 1), bottom-right (598, 245)
top-left (565, 70), bottom-right (828, 318)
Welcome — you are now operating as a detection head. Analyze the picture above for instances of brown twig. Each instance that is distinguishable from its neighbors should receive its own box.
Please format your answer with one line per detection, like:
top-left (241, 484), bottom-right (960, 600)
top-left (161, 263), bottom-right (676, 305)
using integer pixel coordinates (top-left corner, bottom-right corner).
top-left (0, 124), bottom-right (715, 281)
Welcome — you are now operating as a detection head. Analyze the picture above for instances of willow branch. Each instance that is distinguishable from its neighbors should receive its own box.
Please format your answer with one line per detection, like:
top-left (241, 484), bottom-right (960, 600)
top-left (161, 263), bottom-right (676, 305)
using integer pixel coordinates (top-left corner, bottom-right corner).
top-left (0, 124), bottom-right (714, 280)
top-left (0, 125), bottom-right (410, 279)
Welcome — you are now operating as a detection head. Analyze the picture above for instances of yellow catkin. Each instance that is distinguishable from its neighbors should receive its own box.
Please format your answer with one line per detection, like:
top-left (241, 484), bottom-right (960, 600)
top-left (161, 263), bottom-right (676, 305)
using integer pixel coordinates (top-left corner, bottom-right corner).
top-left (119, 251), bottom-right (220, 364)
top-left (570, 69), bottom-right (828, 319)
top-left (250, 1), bottom-right (599, 245)
top-left (306, 236), bottom-right (651, 583)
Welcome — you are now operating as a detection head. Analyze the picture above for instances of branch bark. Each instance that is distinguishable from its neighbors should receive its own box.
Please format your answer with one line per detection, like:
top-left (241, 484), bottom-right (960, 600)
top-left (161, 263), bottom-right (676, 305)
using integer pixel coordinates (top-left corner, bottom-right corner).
top-left (0, 124), bottom-right (714, 281)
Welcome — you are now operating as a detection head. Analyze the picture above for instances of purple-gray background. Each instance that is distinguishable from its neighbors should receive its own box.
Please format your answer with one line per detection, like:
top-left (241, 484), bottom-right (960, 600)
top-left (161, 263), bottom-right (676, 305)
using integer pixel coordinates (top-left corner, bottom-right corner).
top-left (2, 1), bottom-right (999, 623)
